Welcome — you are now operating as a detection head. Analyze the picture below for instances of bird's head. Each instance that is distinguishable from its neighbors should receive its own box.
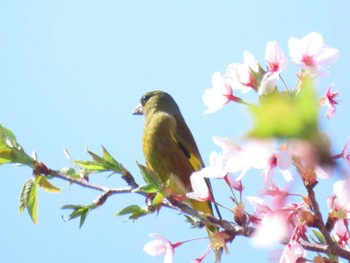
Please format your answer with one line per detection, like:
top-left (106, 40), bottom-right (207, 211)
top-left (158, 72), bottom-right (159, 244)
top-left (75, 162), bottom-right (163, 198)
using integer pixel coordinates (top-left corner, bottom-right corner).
top-left (133, 90), bottom-right (180, 117)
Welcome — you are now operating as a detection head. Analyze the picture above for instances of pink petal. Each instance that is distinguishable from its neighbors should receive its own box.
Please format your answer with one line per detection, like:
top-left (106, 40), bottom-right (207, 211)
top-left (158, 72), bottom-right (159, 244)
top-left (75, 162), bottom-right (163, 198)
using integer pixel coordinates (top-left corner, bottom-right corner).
top-left (252, 212), bottom-right (288, 247)
top-left (243, 51), bottom-right (259, 72)
top-left (302, 32), bottom-right (324, 56)
top-left (259, 71), bottom-right (279, 95)
top-left (280, 240), bottom-right (306, 263)
top-left (187, 172), bottom-right (210, 201)
top-left (315, 47), bottom-right (339, 65)
top-left (144, 239), bottom-right (168, 256)
top-left (203, 72), bottom-right (234, 114)
top-left (246, 196), bottom-right (271, 215)
top-left (342, 137), bottom-right (350, 166)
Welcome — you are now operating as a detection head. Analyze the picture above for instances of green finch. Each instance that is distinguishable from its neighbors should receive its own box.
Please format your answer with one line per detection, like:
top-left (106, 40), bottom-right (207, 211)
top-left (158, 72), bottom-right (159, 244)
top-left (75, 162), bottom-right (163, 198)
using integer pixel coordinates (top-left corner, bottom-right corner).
top-left (134, 90), bottom-right (222, 262)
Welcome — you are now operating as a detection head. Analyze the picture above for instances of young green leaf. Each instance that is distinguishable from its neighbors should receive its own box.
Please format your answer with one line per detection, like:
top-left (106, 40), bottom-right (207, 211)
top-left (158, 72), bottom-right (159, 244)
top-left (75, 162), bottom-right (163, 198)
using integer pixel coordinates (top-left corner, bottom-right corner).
top-left (62, 204), bottom-right (92, 228)
top-left (133, 184), bottom-right (159, 194)
top-left (101, 146), bottom-right (121, 169)
top-left (0, 148), bottom-right (14, 165)
top-left (136, 162), bottom-right (162, 190)
top-left (37, 176), bottom-right (61, 193)
top-left (152, 192), bottom-right (164, 206)
top-left (311, 229), bottom-right (326, 244)
top-left (248, 77), bottom-right (318, 139)
top-left (115, 205), bottom-right (151, 221)
top-left (19, 180), bottom-right (27, 213)
top-left (87, 147), bottom-right (123, 173)
top-left (0, 125), bottom-right (18, 148)
top-left (59, 167), bottom-right (80, 178)
top-left (73, 160), bottom-right (107, 172)
top-left (19, 178), bottom-right (39, 224)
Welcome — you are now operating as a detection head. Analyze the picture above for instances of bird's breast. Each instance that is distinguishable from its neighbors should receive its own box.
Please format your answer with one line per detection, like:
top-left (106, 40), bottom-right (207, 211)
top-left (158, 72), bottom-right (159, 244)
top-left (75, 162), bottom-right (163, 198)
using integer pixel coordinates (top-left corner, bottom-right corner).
top-left (142, 113), bottom-right (193, 194)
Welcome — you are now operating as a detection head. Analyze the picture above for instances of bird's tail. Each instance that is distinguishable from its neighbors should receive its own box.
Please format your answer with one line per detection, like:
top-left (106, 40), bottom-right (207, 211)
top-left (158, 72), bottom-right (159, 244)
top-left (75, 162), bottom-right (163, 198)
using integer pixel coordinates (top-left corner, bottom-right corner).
top-left (190, 199), bottom-right (223, 262)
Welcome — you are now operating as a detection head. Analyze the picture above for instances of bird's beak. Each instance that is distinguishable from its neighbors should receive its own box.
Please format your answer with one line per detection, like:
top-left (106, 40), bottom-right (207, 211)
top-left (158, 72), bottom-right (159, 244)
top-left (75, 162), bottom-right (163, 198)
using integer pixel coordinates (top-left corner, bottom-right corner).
top-left (133, 103), bottom-right (143, 115)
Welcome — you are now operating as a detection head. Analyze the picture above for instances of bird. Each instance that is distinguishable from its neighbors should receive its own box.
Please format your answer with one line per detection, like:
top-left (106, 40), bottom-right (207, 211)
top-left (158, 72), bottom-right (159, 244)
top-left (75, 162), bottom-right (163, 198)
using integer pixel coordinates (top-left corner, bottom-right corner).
top-left (133, 90), bottom-right (222, 262)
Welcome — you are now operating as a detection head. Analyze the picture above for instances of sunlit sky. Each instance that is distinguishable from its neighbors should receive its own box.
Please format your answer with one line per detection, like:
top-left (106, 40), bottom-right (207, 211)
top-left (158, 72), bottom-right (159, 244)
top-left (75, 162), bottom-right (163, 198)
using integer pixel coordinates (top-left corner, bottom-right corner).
top-left (1, 1), bottom-right (350, 262)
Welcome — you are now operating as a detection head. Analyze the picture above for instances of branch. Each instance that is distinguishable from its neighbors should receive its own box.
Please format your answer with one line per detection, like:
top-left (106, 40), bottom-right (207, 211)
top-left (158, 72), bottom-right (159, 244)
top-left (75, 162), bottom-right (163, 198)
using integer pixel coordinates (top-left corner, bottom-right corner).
top-left (30, 158), bottom-right (350, 261)
top-left (307, 186), bottom-right (333, 245)
top-left (166, 196), bottom-right (255, 238)
top-left (306, 186), bottom-right (350, 260)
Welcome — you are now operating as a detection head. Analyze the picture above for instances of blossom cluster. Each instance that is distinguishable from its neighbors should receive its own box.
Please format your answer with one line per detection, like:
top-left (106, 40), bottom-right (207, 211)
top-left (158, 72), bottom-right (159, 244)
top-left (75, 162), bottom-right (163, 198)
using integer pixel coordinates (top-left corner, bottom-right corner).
top-left (203, 32), bottom-right (339, 119)
top-left (143, 32), bottom-right (348, 263)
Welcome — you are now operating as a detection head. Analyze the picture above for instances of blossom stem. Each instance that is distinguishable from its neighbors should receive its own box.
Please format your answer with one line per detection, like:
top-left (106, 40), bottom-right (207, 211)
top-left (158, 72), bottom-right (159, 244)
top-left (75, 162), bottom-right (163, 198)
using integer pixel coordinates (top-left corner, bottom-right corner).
top-left (211, 199), bottom-right (233, 213)
top-left (331, 153), bottom-right (343, 160)
top-left (279, 74), bottom-right (290, 94)
top-left (224, 177), bottom-right (239, 204)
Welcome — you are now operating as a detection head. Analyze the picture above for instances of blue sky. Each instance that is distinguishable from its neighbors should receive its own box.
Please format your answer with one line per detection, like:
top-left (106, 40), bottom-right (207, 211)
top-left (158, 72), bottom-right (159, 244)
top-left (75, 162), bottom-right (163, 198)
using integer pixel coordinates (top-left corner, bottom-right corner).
top-left (1, 1), bottom-right (350, 262)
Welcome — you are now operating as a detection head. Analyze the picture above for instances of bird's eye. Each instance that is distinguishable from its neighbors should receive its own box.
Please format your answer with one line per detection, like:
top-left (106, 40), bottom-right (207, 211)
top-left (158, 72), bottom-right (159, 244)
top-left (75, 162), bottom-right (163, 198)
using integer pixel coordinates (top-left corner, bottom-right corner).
top-left (141, 94), bottom-right (151, 105)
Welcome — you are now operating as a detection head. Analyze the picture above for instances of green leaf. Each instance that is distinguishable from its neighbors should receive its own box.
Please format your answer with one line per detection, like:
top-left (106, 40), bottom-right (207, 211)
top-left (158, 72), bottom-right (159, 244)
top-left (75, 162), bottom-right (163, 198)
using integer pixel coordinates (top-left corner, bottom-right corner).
top-left (115, 205), bottom-right (151, 221)
top-left (58, 167), bottom-right (80, 178)
top-left (19, 181), bottom-right (27, 213)
top-left (248, 77), bottom-right (318, 139)
top-left (28, 177), bottom-right (40, 224)
top-left (137, 162), bottom-right (162, 190)
top-left (73, 160), bottom-right (107, 172)
top-left (152, 192), bottom-right (164, 206)
top-left (37, 176), bottom-right (61, 193)
top-left (101, 146), bottom-right (121, 169)
top-left (66, 146), bottom-right (126, 178)
top-left (0, 125), bottom-right (18, 148)
top-left (62, 204), bottom-right (92, 228)
top-left (0, 148), bottom-right (15, 165)
top-left (311, 229), bottom-right (326, 244)
top-left (133, 184), bottom-right (159, 194)
top-left (79, 208), bottom-right (89, 228)
top-left (0, 125), bottom-right (34, 166)
top-left (19, 178), bottom-right (39, 224)
top-left (87, 147), bottom-right (123, 173)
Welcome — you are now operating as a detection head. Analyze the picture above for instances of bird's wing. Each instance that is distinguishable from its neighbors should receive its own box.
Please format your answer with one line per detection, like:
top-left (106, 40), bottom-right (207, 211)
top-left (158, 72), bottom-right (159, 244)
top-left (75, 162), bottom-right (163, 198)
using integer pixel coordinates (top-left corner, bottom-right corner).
top-left (172, 115), bottom-right (204, 171)
top-left (173, 114), bottom-right (222, 219)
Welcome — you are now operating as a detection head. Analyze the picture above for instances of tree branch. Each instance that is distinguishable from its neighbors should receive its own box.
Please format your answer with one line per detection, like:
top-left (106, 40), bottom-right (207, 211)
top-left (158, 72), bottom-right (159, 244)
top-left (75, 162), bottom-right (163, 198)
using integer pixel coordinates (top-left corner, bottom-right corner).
top-left (306, 186), bottom-right (350, 260)
top-left (166, 196), bottom-right (255, 238)
top-left (35, 161), bottom-right (350, 261)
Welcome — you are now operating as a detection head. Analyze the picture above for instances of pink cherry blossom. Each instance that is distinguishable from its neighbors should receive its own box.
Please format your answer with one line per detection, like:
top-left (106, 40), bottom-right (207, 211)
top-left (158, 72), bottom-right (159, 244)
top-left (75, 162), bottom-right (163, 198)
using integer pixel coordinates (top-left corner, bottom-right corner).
top-left (333, 219), bottom-right (350, 249)
top-left (226, 51), bottom-right (260, 92)
top-left (247, 196), bottom-right (303, 248)
top-left (320, 83), bottom-right (339, 119)
top-left (209, 138), bottom-right (263, 180)
top-left (280, 240), bottom-right (306, 263)
top-left (247, 194), bottom-right (308, 250)
top-left (235, 141), bottom-right (293, 188)
top-left (186, 172), bottom-right (212, 201)
top-left (226, 173), bottom-right (243, 191)
top-left (206, 137), bottom-right (294, 187)
top-left (261, 149), bottom-right (293, 188)
top-left (328, 178), bottom-right (350, 218)
top-left (288, 32), bottom-right (339, 77)
top-left (252, 211), bottom-right (289, 247)
top-left (203, 72), bottom-right (242, 114)
top-left (193, 245), bottom-right (212, 263)
top-left (246, 196), bottom-right (272, 216)
top-left (143, 234), bottom-right (175, 263)
top-left (260, 41), bottom-right (288, 95)
top-left (144, 234), bottom-right (207, 263)
top-left (341, 137), bottom-right (350, 167)
top-left (203, 136), bottom-right (243, 179)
